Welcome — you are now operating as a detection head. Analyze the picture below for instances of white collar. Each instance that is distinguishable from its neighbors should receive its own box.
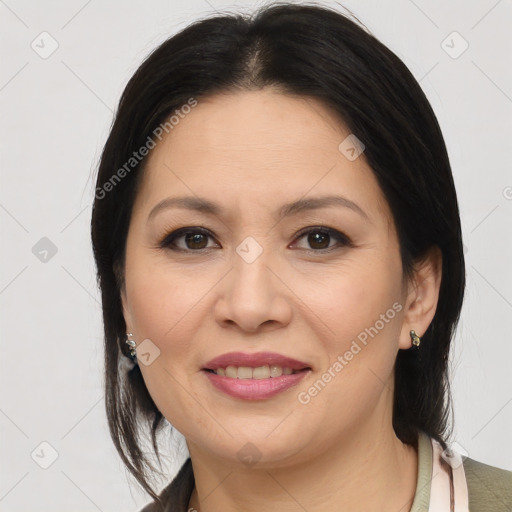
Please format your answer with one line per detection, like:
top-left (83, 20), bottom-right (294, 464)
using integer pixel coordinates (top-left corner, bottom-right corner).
top-left (428, 438), bottom-right (469, 511)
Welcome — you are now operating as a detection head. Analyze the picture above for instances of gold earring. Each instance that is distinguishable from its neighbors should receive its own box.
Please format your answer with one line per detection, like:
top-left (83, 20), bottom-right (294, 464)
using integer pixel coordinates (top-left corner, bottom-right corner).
top-left (409, 330), bottom-right (421, 348)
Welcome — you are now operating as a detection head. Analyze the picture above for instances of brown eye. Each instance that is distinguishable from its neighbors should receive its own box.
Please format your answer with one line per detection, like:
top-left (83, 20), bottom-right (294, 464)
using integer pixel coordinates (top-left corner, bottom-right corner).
top-left (159, 227), bottom-right (218, 251)
top-left (293, 227), bottom-right (352, 252)
top-left (183, 232), bottom-right (209, 249)
top-left (159, 226), bottom-right (352, 254)
top-left (307, 231), bottom-right (330, 249)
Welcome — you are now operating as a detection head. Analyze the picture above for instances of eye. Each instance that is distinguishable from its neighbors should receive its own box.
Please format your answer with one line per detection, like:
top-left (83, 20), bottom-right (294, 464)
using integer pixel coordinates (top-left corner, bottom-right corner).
top-left (159, 227), bottom-right (219, 251)
top-left (159, 226), bottom-right (352, 253)
top-left (291, 226), bottom-right (352, 252)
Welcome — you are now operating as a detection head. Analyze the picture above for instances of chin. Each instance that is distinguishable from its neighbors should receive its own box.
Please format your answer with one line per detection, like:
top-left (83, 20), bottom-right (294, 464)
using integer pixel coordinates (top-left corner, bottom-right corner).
top-left (194, 426), bottom-right (314, 470)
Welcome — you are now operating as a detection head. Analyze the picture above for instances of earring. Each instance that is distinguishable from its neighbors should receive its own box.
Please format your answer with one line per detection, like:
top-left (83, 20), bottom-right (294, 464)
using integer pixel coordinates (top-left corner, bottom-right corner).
top-left (409, 330), bottom-right (421, 348)
top-left (125, 333), bottom-right (137, 361)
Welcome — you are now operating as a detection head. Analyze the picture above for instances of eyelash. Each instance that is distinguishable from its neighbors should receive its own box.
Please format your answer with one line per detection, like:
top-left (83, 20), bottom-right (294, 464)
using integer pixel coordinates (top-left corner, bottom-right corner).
top-left (158, 226), bottom-right (353, 254)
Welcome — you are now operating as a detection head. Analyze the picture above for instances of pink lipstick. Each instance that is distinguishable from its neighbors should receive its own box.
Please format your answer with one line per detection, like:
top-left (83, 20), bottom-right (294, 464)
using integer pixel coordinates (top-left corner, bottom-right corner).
top-left (202, 351), bottom-right (311, 400)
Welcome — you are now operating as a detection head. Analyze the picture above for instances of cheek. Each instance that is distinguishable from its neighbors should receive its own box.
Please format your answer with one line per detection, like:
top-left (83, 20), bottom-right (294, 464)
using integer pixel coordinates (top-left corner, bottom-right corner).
top-left (128, 268), bottom-right (210, 433)
top-left (293, 275), bottom-right (402, 443)
top-left (290, 256), bottom-right (403, 421)
top-left (292, 254), bottom-right (403, 356)
top-left (125, 260), bottom-right (205, 361)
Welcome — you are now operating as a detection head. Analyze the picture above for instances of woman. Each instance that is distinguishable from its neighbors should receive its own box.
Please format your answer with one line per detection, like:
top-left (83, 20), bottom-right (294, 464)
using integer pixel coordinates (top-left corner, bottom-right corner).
top-left (90, 3), bottom-right (511, 511)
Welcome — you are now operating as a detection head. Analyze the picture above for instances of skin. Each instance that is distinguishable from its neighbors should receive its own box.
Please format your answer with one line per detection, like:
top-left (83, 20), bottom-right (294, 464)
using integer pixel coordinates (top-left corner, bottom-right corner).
top-left (121, 88), bottom-right (442, 512)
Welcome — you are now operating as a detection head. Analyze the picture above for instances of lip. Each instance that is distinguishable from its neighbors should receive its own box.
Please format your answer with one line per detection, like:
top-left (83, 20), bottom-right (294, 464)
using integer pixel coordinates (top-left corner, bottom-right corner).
top-left (202, 351), bottom-right (311, 371)
top-left (203, 368), bottom-right (311, 400)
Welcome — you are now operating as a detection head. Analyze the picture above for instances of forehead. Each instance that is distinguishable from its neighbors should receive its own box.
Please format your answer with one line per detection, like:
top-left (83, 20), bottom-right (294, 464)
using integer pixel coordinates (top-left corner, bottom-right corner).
top-left (134, 89), bottom-right (391, 225)
top-left (153, 89), bottom-right (352, 161)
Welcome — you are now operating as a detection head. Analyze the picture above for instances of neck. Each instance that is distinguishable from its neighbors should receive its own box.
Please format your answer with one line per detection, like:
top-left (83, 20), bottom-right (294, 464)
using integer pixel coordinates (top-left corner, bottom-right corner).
top-left (187, 424), bottom-right (418, 512)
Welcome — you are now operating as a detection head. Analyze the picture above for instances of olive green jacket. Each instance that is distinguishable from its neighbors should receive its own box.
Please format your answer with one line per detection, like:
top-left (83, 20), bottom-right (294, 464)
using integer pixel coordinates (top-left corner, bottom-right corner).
top-left (140, 432), bottom-right (512, 511)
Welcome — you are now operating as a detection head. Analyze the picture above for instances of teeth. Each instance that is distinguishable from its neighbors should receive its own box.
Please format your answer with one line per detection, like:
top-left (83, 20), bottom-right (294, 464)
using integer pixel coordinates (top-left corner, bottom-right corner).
top-left (237, 366), bottom-right (253, 379)
top-left (226, 366), bottom-right (237, 378)
top-left (253, 365), bottom-right (270, 379)
top-left (270, 365), bottom-right (282, 378)
top-left (216, 365), bottom-right (295, 378)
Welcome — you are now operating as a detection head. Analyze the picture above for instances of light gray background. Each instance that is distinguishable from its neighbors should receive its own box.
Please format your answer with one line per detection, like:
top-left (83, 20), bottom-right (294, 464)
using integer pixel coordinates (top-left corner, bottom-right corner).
top-left (1, 0), bottom-right (511, 510)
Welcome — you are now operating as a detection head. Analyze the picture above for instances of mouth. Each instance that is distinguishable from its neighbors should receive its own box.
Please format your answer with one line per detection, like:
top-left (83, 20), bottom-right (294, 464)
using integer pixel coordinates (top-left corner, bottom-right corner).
top-left (202, 365), bottom-right (310, 379)
top-left (202, 367), bottom-right (311, 400)
top-left (201, 352), bottom-right (312, 400)
top-left (202, 351), bottom-right (312, 378)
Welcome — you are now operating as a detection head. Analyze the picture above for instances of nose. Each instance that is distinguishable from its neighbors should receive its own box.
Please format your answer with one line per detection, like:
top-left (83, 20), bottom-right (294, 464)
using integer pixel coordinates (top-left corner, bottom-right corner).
top-left (214, 247), bottom-right (293, 333)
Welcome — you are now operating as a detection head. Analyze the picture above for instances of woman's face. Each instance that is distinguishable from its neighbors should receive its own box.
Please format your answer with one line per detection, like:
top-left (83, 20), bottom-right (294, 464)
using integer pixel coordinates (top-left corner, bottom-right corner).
top-left (121, 89), bottom-right (419, 467)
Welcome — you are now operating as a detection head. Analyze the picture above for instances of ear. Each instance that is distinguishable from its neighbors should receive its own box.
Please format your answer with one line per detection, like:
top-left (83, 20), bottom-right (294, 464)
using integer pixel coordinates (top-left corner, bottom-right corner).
top-left (116, 257), bottom-right (134, 334)
top-left (398, 245), bottom-right (442, 350)
top-left (120, 283), bottom-right (134, 333)
top-left (114, 257), bottom-right (134, 332)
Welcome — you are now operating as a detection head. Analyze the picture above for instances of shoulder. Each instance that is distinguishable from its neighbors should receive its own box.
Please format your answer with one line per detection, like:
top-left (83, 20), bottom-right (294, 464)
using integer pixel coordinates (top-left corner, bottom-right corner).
top-left (463, 456), bottom-right (512, 511)
top-left (138, 458), bottom-right (194, 512)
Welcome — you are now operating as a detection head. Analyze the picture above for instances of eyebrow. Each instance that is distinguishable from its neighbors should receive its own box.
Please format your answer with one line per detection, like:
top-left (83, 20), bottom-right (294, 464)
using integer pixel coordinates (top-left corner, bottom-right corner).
top-left (147, 194), bottom-right (369, 223)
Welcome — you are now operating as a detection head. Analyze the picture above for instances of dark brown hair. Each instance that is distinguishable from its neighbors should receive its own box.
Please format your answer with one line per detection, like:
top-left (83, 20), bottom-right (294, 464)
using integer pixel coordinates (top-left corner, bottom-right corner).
top-left (91, 2), bottom-right (465, 503)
